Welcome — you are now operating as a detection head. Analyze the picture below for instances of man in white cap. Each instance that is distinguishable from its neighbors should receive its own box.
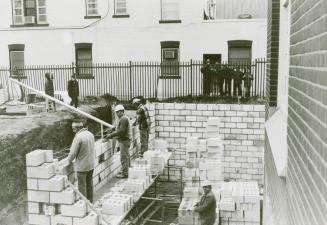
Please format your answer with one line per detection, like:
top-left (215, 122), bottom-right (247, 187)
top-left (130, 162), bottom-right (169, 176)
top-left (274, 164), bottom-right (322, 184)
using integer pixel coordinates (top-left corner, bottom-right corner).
top-left (67, 120), bottom-right (95, 202)
top-left (106, 104), bottom-right (131, 178)
top-left (132, 96), bottom-right (151, 158)
top-left (194, 180), bottom-right (217, 225)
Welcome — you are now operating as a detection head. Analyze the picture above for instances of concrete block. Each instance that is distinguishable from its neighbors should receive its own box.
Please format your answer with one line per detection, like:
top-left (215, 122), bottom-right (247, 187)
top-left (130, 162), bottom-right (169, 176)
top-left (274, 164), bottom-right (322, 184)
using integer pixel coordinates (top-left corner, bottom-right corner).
top-left (27, 163), bottom-right (55, 179)
top-left (73, 212), bottom-right (99, 225)
top-left (50, 187), bottom-right (75, 204)
top-left (51, 214), bottom-right (73, 225)
top-left (61, 200), bottom-right (87, 217)
top-left (28, 190), bottom-right (49, 203)
top-left (244, 210), bottom-right (260, 222)
top-left (28, 214), bottom-right (50, 225)
top-left (38, 175), bottom-right (65, 192)
top-left (43, 150), bottom-right (54, 162)
top-left (27, 202), bottom-right (42, 214)
top-left (26, 150), bottom-right (46, 166)
top-left (43, 204), bottom-right (56, 216)
top-left (219, 198), bottom-right (236, 211)
top-left (27, 178), bottom-right (38, 190)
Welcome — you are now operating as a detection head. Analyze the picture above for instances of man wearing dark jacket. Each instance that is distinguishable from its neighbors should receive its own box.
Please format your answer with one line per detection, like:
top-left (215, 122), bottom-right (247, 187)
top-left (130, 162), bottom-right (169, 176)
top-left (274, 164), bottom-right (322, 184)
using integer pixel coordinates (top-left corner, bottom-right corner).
top-left (45, 72), bottom-right (56, 111)
top-left (194, 180), bottom-right (217, 225)
top-left (68, 75), bottom-right (79, 108)
top-left (132, 96), bottom-right (150, 158)
top-left (201, 59), bottom-right (214, 96)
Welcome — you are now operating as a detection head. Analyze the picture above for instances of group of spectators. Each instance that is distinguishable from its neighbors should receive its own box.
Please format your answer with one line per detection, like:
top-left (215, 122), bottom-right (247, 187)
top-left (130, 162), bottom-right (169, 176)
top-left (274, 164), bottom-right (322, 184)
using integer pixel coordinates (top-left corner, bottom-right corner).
top-left (201, 59), bottom-right (253, 98)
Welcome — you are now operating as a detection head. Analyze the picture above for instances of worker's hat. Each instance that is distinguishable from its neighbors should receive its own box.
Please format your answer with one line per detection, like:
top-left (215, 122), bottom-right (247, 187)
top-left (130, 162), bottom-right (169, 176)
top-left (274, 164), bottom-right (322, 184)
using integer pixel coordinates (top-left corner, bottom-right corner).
top-left (132, 98), bottom-right (141, 104)
top-left (114, 104), bottom-right (125, 112)
top-left (202, 180), bottom-right (212, 187)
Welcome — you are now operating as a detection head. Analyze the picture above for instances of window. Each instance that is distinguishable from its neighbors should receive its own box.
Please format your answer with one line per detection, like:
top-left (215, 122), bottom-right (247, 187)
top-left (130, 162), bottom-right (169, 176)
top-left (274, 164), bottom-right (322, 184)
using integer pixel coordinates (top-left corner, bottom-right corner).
top-left (160, 0), bottom-right (181, 23)
top-left (161, 41), bottom-right (180, 78)
top-left (8, 44), bottom-right (25, 78)
top-left (203, 0), bottom-right (216, 20)
top-left (11, 0), bottom-right (47, 26)
top-left (228, 40), bottom-right (252, 64)
top-left (75, 43), bottom-right (93, 78)
top-left (86, 0), bottom-right (99, 16)
top-left (113, 0), bottom-right (129, 17)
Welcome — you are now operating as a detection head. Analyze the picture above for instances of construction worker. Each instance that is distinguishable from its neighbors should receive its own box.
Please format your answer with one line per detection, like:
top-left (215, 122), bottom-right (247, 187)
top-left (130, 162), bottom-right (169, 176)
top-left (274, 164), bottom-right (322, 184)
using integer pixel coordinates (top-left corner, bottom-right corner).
top-left (67, 121), bottom-right (95, 202)
top-left (44, 72), bottom-right (56, 111)
top-left (67, 74), bottom-right (79, 108)
top-left (132, 96), bottom-right (151, 158)
top-left (106, 105), bottom-right (131, 179)
top-left (194, 180), bottom-right (217, 225)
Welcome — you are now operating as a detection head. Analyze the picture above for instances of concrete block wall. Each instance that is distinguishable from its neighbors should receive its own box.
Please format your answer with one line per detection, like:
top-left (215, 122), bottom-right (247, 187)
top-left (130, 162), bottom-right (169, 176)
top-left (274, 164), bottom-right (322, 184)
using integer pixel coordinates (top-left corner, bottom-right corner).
top-left (26, 150), bottom-right (100, 225)
top-left (287, 0), bottom-right (327, 225)
top-left (93, 123), bottom-right (142, 191)
top-left (154, 103), bottom-right (265, 184)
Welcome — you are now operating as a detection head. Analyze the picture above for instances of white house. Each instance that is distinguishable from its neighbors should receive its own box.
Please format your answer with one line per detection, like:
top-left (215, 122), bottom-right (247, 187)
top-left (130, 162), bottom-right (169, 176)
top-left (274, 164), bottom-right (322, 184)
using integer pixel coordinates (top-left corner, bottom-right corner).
top-left (0, 0), bottom-right (267, 100)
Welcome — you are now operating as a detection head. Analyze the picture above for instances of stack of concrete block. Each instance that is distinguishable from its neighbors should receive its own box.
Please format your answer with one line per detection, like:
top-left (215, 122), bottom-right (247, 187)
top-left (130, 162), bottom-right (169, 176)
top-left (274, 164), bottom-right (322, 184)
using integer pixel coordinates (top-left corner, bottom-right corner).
top-left (26, 149), bottom-right (100, 225)
top-left (143, 139), bottom-right (171, 174)
top-left (205, 117), bottom-right (222, 139)
top-left (219, 182), bottom-right (260, 225)
top-left (128, 165), bottom-right (151, 179)
top-left (102, 193), bottom-right (133, 216)
top-left (178, 198), bottom-right (200, 225)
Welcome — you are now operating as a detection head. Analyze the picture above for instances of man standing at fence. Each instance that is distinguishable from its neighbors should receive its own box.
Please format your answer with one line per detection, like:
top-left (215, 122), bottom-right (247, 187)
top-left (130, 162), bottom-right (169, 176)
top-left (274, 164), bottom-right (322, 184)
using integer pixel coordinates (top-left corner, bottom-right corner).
top-left (201, 59), bottom-right (214, 96)
top-left (44, 72), bottom-right (56, 112)
top-left (132, 96), bottom-right (151, 158)
top-left (67, 120), bottom-right (95, 202)
top-left (106, 105), bottom-right (131, 179)
top-left (68, 74), bottom-right (79, 108)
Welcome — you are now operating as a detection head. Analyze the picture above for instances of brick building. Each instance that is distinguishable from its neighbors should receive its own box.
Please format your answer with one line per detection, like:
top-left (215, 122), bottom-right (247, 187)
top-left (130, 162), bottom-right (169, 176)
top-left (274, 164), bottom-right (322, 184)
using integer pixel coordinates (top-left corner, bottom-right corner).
top-left (264, 0), bottom-right (327, 225)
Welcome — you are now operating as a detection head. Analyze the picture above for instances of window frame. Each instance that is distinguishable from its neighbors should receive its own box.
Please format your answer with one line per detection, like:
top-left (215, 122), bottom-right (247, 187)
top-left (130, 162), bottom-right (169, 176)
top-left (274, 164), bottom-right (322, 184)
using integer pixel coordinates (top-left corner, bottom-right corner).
top-left (113, 0), bottom-right (130, 18)
top-left (160, 41), bottom-right (180, 79)
top-left (84, 0), bottom-right (101, 19)
top-left (228, 40), bottom-right (252, 65)
top-left (8, 44), bottom-right (26, 79)
top-left (75, 43), bottom-right (94, 79)
top-left (11, 0), bottom-right (49, 27)
top-left (159, 0), bottom-right (181, 24)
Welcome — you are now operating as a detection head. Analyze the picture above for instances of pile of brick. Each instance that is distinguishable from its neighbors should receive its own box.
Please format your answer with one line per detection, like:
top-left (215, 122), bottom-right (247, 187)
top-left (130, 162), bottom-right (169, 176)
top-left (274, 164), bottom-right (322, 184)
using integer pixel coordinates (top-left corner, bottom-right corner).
top-left (219, 182), bottom-right (260, 225)
top-left (184, 117), bottom-right (224, 189)
top-left (26, 149), bottom-right (100, 225)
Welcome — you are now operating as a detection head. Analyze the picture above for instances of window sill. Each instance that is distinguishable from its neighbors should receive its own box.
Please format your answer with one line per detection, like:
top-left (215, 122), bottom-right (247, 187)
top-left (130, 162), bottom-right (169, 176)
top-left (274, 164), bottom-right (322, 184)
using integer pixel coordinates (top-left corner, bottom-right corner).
top-left (112, 14), bottom-right (130, 18)
top-left (159, 20), bottom-right (181, 24)
top-left (265, 107), bottom-right (288, 178)
top-left (159, 75), bottom-right (181, 79)
top-left (10, 23), bottom-right (49, 28)
top-left (84, 15), bottom-right (101, 19)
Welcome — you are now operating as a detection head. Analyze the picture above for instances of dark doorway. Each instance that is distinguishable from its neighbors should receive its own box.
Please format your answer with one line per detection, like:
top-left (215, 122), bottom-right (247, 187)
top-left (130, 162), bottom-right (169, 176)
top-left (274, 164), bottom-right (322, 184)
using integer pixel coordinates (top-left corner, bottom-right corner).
top-left (203, 54), bottom-right (221, 64)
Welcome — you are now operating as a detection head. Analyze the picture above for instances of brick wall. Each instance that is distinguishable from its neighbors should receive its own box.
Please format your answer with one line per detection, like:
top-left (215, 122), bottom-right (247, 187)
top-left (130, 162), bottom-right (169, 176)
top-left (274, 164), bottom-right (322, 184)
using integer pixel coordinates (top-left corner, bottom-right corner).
top-left (266, 0), bottom-right (280, 107)
top-left (287, 0), bottom-right (327, 225)
top-left (154, 103), bottom-right (265, 185)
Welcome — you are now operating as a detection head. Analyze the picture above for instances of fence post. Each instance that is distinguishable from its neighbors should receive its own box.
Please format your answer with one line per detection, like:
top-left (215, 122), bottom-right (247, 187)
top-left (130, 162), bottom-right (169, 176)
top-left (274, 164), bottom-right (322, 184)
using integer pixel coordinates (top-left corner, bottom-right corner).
top-left (129, 61), bottom-right (132, 100)
top-left (190, 59), bottom-right (193, 97)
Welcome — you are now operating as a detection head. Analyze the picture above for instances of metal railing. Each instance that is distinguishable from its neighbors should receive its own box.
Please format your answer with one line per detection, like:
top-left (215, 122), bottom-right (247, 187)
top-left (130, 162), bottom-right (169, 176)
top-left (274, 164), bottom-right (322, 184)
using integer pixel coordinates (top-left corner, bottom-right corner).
top-left (0, 59), bottom-right (266, 102)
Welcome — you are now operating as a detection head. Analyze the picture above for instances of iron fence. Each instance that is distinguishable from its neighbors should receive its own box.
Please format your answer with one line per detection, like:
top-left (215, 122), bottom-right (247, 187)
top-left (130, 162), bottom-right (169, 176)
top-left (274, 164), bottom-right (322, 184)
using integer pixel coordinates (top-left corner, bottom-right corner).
top-left (0, 59), bottom-right (266, 102)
